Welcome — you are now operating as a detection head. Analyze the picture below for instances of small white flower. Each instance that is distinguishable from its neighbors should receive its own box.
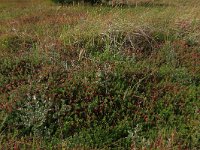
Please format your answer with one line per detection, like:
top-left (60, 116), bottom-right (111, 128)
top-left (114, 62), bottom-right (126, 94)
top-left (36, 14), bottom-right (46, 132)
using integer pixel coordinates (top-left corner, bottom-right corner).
top-left (33, 95), bottom-right (36, 100)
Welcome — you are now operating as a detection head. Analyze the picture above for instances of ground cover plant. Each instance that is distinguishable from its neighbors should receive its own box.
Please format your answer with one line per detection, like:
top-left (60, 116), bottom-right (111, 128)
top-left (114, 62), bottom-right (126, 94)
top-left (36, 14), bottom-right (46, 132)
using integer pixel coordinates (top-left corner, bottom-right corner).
top-left (0, 0), bottom-right (199, 149)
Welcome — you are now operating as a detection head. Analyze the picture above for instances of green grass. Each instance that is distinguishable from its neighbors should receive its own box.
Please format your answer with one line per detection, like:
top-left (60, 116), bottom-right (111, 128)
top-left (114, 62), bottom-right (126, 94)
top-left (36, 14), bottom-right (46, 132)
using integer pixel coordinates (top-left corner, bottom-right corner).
top-left (0, 0), bottom-right (199, 149)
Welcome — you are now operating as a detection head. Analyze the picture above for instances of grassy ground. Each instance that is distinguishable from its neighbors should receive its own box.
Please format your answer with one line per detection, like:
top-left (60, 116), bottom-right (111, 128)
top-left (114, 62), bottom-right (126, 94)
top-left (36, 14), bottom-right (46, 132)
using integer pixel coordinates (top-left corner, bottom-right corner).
top-left (0, 0), bottom-right (199, 149)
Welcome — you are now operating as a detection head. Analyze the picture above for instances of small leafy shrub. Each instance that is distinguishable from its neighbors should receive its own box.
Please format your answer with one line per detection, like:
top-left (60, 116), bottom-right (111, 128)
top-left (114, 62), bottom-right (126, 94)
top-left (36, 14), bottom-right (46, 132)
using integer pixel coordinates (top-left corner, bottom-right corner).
top-left (51, 0), bottom-right (75, 4)
top-left (4, 94), bottom-right (53, 136)
top-left (2, 35), bottom-right (36, 52)
top-left (0, 58), bottom-right (41, 77)
top-left (3, 62), bottom-right (198, 149)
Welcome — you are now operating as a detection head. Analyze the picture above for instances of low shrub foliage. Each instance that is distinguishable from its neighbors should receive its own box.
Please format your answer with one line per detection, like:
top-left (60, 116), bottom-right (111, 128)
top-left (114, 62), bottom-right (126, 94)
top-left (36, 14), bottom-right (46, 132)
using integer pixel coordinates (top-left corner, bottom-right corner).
top-left (0, 0), bottom-right (199, 149)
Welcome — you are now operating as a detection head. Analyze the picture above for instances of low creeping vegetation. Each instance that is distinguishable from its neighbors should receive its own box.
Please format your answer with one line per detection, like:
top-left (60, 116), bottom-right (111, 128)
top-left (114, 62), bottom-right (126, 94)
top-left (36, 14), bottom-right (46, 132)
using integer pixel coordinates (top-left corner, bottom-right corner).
top-left (0, 0), bottom-right (199, 149)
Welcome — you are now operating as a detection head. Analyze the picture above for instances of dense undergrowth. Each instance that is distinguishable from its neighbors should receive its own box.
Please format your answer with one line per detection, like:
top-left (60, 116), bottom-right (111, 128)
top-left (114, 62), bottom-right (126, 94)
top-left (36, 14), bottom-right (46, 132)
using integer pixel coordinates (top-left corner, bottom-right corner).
top-left (0, 0), bottom-right (199, 149)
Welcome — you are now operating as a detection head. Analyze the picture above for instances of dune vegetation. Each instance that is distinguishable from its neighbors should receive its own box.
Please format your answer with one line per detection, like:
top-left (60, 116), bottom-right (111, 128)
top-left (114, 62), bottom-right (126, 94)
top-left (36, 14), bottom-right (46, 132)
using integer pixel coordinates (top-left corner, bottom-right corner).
top-left (0, 0), bottom-right (199, 149)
